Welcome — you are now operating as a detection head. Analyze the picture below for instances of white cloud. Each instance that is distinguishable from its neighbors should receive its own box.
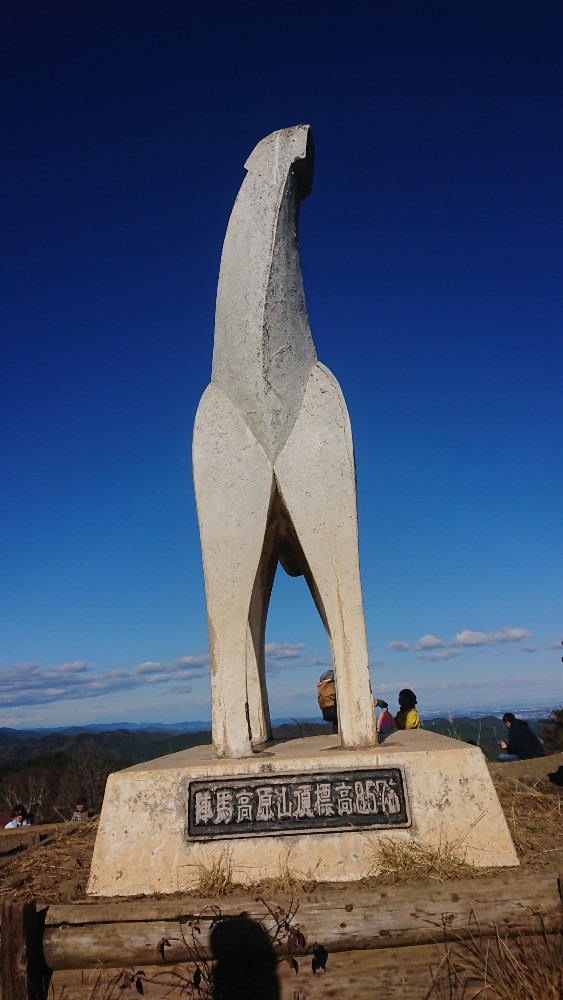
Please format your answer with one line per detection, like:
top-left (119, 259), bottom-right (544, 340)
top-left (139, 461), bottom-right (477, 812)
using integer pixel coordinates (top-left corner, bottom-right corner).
top-left (134, 661), bottom-right (165, 674)
top-left (265, 643), bottom-right (305, 660)
top-left (500, 627), bottom-right (533, 642)
top-left (58, 661), bottom-right (89, 675)
top-left (0, 643), bottom-right (317, 711)
top-left (418, 650), bottom-right (463, 662)
top-left (133, 657), bottom-right (209, 684)
top-left (452, 630), bottom-right (488, 646)
top-left (0, 624), bottom-right (546, 721)
top-left (452, 627), bottom-right (533, 647)
top-left (0, 662), bottom-right (136, 708)
top-left (265, 643), bottom-right (307, 674)
top-left (172, 655), bottom-right (211, 668)
top-left (388, 626), bottom-right (536, 659)
top-left (416, 634), bottom-right (444, 650)
top-left (168, 684), bottom-right (195, 696)
top-left (0, 654), bottom-right (210, 710)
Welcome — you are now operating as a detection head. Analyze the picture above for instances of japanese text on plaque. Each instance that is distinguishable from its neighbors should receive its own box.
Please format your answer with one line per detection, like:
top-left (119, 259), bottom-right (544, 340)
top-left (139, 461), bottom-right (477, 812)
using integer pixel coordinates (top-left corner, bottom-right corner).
top-left (188, 768), bottom-right (409, 838)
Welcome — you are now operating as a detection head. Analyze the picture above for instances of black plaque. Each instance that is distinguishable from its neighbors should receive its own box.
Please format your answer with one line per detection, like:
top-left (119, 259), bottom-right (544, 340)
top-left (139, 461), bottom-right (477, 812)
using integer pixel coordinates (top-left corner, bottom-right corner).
top-left (187, 768), bottom-right (410, 839)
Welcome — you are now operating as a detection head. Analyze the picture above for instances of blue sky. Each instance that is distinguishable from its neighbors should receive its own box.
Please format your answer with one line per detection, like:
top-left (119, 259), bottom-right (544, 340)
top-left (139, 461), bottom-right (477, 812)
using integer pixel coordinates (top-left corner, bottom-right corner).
top-left (1, 0), bottom-right (561, 728)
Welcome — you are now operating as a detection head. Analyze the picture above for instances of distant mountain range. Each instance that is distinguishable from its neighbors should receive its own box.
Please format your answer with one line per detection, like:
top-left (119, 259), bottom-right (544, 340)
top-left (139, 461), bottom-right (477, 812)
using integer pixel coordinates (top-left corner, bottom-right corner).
top-left (0, 718), bottom-right (316, 739)
top-left (1, 713), bottom-right (556, 824)
top-left (0, 720), bottom-right (212, 739)
top-left (0, 705), bottom-right (555, 740)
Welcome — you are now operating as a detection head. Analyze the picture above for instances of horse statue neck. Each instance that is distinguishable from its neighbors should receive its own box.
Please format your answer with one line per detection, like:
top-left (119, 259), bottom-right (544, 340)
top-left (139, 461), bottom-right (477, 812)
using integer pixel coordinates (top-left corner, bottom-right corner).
top-left (212, 125), bottom-right (317, 463)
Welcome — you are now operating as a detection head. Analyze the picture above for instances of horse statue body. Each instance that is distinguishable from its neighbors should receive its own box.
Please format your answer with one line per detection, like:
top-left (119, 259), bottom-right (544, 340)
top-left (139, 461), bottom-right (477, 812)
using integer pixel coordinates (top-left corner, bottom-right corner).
top-left (193, 125), bottom-right (377, 758)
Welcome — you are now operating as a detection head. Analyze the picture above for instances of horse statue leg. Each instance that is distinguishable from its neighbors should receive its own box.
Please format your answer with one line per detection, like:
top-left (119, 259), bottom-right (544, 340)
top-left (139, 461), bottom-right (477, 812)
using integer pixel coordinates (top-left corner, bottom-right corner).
top-left (275, 363), bottom-right (377, 749)
top-left (193, 383), bottom-right (274, 758)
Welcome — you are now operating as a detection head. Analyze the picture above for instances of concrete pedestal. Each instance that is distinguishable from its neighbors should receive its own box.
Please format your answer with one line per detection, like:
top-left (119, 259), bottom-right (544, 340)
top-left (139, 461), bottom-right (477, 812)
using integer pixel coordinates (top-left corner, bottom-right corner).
top-left (88, 731), bottom-right (518, 897)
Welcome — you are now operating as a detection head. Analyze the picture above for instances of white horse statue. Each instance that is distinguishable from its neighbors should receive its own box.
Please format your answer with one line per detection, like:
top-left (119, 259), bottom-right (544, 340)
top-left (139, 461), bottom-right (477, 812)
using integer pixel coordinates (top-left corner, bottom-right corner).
top-left (193, 125), bottom-right (377, 758)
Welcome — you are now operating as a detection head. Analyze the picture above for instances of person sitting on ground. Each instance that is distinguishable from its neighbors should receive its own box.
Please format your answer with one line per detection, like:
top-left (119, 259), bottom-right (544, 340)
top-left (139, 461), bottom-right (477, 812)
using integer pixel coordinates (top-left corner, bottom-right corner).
top-left (317, 669), bottom-right (338, 733)
top-left (395, 689), bottom-right (421, 730)
top-left (5, 804), bottom-right (32, 828)
top-left (317, 671), bottom-right (390, 737)
top-left (71, 797), bottom-right (90, 822)
top-left (497, 712), bottom-right (546, 761)
top-left (376, 703), bottom-right (396, 739)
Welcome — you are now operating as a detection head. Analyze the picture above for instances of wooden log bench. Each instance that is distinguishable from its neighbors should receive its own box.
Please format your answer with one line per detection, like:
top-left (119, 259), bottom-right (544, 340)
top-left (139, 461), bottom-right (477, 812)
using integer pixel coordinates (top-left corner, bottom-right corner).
top-left (1, 869), bottom-right (561, 999)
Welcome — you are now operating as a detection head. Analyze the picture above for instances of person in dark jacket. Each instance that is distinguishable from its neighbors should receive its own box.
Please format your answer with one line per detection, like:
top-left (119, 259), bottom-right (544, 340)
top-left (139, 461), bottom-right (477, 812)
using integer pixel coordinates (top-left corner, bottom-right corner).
top-left (497, 713), bottom-right (546, 761)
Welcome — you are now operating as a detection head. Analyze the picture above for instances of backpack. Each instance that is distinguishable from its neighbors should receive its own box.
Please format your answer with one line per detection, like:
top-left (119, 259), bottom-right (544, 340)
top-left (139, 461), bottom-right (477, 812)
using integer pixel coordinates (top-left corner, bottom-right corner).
top-left (317, 678), bottom-right (336, 710)
top-left (377, 709), bottom-right (395, 733)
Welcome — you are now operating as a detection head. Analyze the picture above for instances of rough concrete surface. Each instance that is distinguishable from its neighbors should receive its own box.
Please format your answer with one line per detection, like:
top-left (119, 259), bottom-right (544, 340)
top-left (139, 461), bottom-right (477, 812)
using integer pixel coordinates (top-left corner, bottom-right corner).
top-left (88, 731), bottom-right (518, 896)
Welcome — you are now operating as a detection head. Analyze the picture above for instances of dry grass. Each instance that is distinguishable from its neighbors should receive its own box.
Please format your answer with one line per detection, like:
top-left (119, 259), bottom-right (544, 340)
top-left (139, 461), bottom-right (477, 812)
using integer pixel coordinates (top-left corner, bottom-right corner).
top-left (254, 850), bottom-right (320, 895)
top-left (489, 770), bottom-right (563, 861)
top-left (49, 966), bottom-right (134, 999)
top-left (183, 847), bottom-right (320, 897)
top-left (50, 965), bottom-right (202, 1000)
top-left (0, 820), bottom-right (98, 902)
top-left (426, 915), bottom-right (563, 999)
top-left (364, 835), bottom-right (484, 885)
top-left (187, 847), bottom-right (240, 896)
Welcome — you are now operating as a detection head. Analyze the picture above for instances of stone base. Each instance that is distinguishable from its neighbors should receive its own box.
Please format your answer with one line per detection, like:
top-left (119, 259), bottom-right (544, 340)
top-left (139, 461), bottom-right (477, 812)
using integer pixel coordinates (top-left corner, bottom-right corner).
top-left (87, 731), bottom-right (518, 896)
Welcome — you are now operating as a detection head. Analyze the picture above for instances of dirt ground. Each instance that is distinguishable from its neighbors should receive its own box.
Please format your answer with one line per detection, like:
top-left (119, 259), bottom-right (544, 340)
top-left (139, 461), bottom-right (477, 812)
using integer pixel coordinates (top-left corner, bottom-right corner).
top-left (1, 754), bottom-right (561, 1000)
top-left (488, 752), bottom-right (563, 869)
top-left (1, 753), bottom-right (561, 905)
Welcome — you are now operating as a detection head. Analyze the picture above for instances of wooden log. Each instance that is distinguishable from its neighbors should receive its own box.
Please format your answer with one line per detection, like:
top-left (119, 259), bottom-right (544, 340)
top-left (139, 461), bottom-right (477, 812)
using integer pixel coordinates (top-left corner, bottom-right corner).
top-left (0, 823), bottom-right (71, 854)
top-left (47, 945), bottom-right (463, 1000)
top-left (45, 934), bottom-right (563, 1000)
top-left (0, 824), bottom-right (83, 871)
top-left (42, 869), bottom-right (563, 971)
top-left (0, 830), bottom-right (49, 859)
top-left (0, 899), bottom-right (51, 1000)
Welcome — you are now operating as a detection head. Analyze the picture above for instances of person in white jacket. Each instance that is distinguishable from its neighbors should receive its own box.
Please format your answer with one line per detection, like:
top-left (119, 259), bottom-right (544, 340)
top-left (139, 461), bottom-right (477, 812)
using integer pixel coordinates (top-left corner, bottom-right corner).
top-left (5, 804), bottom-right (32, 828)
